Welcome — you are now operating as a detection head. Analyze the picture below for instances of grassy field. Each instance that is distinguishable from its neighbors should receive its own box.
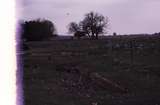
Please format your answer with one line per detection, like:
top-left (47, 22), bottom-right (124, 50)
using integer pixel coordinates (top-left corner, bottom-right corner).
top-left (22, 36), bottom-right (160, 105)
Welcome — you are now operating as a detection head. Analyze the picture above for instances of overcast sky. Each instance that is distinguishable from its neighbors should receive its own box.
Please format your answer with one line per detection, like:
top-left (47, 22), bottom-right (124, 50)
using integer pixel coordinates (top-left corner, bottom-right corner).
top-left (18, 0), bottom-right (160, 35)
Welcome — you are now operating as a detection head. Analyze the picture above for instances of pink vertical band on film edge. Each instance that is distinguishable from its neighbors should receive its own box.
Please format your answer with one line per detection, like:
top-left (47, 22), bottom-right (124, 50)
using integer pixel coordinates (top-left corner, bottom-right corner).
top-left (16, 0), bottom-right (23, 105)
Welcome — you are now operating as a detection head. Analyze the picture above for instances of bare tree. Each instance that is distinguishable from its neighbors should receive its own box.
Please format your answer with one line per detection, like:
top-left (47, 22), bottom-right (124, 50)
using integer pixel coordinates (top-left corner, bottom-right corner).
top-left (68, 11), bottom-right (109, 39)
top-left (68, 22), bottom-right (80, 34)
top-left (80, 11), bottom-right (109, 39)
top-left (68, 22), bottom-right (86, 39)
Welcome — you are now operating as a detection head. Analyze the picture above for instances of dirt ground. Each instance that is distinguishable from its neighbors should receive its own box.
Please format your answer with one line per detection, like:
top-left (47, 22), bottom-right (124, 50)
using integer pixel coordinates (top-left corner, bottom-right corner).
top-left (22, 36), bottom-right (160, 105)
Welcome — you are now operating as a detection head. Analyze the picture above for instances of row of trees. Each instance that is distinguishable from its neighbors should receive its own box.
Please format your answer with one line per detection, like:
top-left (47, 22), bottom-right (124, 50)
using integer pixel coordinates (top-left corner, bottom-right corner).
top-left (20, 12), bottom-right (109, 41)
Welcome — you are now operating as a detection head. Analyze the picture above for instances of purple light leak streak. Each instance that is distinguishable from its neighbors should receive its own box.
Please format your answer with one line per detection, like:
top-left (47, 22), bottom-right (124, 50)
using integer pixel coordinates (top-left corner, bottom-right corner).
top-left (16, 20), bottom-right (23, 105)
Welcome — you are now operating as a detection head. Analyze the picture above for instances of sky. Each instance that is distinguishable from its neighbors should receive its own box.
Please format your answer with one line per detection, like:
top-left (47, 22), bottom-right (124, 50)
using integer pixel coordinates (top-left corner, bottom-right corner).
top-left (18, 0), bottom-right (160, 35)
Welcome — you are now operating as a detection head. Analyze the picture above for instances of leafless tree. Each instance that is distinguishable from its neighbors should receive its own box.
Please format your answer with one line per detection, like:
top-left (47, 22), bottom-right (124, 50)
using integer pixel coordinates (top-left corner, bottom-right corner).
top-left (80, 11), bottom-right (109, 39)
top-left (68, 11), bottom-right (109, 39)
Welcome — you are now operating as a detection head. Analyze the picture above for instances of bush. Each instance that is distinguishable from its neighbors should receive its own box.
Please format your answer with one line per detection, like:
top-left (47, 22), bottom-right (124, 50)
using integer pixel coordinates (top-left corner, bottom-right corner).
top-left (21, 19), bottom-right (57, 41)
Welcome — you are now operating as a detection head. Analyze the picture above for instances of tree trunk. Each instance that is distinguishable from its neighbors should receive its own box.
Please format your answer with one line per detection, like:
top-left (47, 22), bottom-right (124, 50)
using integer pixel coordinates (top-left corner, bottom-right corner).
top-left (91, 32), bottom-right (95, 39)
top-left (95, 34), bottom-right (98, 39)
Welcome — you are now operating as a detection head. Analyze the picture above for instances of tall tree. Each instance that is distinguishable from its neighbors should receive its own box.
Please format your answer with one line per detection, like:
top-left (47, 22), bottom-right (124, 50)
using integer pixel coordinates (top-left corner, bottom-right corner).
top-left (68, 12), bottom-right (109, 39)
top-left (81, 12), bottom-right (109, 39)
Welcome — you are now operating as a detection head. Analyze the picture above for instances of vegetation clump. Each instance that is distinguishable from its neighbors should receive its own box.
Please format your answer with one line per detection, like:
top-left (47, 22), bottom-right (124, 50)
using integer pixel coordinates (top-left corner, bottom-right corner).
top-left (20, 19), bottom-right (57, 41)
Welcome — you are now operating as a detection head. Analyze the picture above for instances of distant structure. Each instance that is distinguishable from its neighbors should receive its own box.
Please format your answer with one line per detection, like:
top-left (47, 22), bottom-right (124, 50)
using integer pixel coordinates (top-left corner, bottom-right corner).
top-left (154, 32), bottom-right (160, 36)
top-left (113, 32), bottom-right (117, 36)
top-left (74, 31), bottom-right (86, 39)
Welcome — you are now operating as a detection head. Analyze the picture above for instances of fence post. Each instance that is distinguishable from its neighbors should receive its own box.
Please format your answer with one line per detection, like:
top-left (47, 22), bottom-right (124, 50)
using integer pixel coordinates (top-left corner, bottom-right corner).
top-left (108, 39), bottom-right (113, 70)
top-left (130, 40), bottom-right (134, 69)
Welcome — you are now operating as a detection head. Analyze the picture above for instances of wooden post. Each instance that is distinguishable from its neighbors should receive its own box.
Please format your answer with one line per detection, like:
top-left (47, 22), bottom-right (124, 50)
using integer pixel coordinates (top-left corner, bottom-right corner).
top-left (130, 40), bottom-right (134, 69)
top-left (108, 39), bottom-right (113, 70)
